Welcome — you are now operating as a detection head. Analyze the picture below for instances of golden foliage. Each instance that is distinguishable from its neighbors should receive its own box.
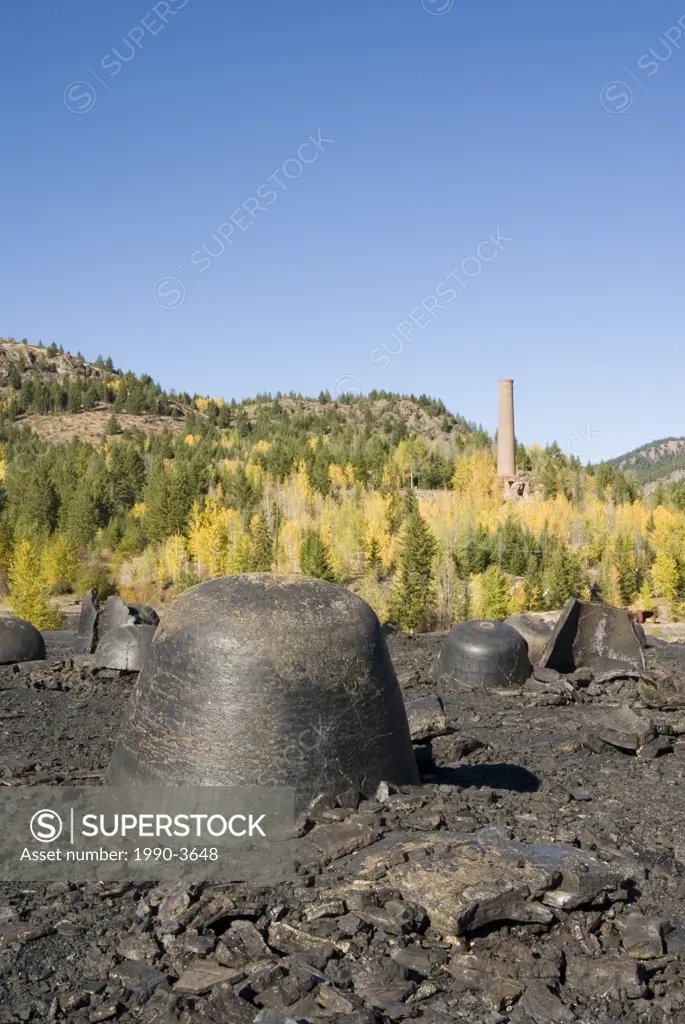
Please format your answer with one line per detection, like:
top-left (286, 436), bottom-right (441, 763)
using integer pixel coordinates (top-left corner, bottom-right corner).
top-left (651, 551), bottom-right (679, 606)
top-left (452, 450), bottom-right (497, 501)
top-left (156, 534), bottom-right (190, 586)
top-left (187, 497), bottom-right (229, 579)
top-left (8, 539), bottom-right (63, 629)
top-left (276, 519), bottom-right (302, 573)
top-left (42, 535), bottom-right (78, 586)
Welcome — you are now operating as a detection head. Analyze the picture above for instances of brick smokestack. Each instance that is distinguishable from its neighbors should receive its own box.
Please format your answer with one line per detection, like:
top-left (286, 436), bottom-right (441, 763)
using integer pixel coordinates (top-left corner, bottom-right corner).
top-left (497, 379), bottom-right (516, 477)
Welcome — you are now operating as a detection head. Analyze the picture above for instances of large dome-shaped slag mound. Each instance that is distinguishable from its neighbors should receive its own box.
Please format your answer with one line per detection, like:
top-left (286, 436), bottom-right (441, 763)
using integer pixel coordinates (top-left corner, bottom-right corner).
top-left (109, 574), bottom-right (419, 808)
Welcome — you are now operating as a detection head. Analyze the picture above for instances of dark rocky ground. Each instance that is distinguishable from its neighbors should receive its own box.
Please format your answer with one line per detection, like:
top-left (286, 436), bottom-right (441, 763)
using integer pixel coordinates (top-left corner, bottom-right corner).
top-left (2, 629), bottom-right (685, 1023)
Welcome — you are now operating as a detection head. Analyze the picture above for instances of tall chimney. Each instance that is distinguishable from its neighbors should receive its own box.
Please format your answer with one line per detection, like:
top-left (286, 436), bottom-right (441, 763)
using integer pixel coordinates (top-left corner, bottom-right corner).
top-left (497, 379), bottom-right (516, 477)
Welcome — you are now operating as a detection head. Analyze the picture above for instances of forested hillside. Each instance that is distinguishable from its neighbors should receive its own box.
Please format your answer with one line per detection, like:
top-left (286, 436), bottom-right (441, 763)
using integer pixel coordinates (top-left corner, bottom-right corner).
top-left (609, 437), bottom-right (685, 487)
top-left (2, 336), bottom-right (685, 633)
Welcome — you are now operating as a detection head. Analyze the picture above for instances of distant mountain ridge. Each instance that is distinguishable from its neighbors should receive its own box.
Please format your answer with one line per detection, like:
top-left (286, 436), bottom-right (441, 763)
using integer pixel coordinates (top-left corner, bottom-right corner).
top-left (609, 437), bottom-right (685, 487)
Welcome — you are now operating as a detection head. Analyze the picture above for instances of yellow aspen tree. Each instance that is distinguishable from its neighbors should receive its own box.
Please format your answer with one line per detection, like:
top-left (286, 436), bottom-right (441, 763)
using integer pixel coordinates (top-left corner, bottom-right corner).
top-left (42, 535), bottom-right (78, 587)
top-left (651, 551), bottom-right (679, 606)
top-left (187, 497), bottom-right (228, 580)
top-left (452, 450), bottom-right (497, 502)
top-left (9, 539), bottom-right (63, 629)
top-left (156, 534), bottom-right (190, 587)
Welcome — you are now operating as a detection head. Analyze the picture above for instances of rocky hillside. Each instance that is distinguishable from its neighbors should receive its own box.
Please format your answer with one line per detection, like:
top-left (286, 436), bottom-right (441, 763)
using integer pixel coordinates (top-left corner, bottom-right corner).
top-left (609, 437), bottom-right (685, 487)
top-left (0, 337), bottom-right (486, 451)
top-left (0, 336), bottom-right (188, 431)
top-left (239, 393), bottom-right (486, 454)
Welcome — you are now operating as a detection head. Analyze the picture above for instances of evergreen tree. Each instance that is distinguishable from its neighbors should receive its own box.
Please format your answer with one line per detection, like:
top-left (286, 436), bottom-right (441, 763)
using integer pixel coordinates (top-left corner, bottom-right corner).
top-left (248, 514), bottom-right (274, 571)
top-left (388, 511), bottom-right (437, 631)
top-left (9, 361), bottom-right (22, 389)
top-left (4, 454), bottom-right (59, 535)
top-left (108, 443), bottom-right (145, 511)
top-left (310, 453), bottom-right (332, 496)
top-left (62, 480), bottom-right (100, 547)
top-left (454, 524), bottom-right (492, 576)
top-left (66, 377), bottom-right (84, 412)
top-left (523, 553), bottom-right (544, 611)
top-left (612, 533), bottom-right (639, 605)
top-left (542, 540), bottom-right (586, 609)
top-left (144, 462), bottom-right (197, 541)
top-left (117, 515), bottom-right (147, 559)
top-left (299, 528), bottom-right (335, 581)
top-left (454, 577), bottom-right (471, 622)
top-left (479, 564), bottom-right (511, 620)
top-left (225, 465), bottom-right (259, 521)
top-left (495, 514), bottom-right (530, 576)
top-left (403, 489), bottom-right (419, 516)
top-left (365, 535), bottom-right (382, 579)
top-left (385, 491), bottom-right (404, 534)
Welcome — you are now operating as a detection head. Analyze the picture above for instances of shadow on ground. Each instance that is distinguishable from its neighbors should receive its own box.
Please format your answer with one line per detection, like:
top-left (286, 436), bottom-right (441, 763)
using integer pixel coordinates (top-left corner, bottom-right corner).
top-left (425, 762), bottom-right (540, 792)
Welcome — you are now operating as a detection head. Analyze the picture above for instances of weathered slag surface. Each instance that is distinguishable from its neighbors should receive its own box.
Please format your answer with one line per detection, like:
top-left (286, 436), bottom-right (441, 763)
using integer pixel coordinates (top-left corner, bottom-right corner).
top-left (76, 587), bottom-right (99, 654)
top-left (0, 616), bottom-right (46, 664)
top-left (505, 613), bottom-right (553, 665)
top-left (109, 574), bottom-right (419, 808)
top-left (98, 595), bottom-right (132, 638)
top-left (127, 603), bottom-right (160, 627)
top-left (94, 623), bottom-right (156, 672)
top-left (540, 598), bottom-right (646, 677)
top-left (99, 597), bottom-right (161, 639)
top-left (434, 620), bottom-right (532, 690)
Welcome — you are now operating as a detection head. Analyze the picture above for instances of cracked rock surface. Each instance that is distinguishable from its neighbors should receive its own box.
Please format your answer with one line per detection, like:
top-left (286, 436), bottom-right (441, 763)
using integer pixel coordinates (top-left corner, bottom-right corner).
top-left (2, 630), bottom-right (685, 1021)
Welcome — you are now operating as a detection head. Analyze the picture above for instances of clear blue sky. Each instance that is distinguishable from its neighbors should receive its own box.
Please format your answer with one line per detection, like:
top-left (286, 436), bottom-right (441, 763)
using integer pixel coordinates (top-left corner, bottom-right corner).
top-left (1, 0), bottom-right (682, 462)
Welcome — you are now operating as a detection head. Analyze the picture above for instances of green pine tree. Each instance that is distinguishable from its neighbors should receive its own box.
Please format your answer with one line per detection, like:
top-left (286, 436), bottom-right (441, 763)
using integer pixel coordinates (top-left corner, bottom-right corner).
top-left (612, 533), bottom-right (639, 605)
top-left (63, 481), bottom-right (99, 547)
top-left (365, 535), bottom-right (382, 580)
top-left (542, 540), bottom-right (586, 609)
top-left (4, 454), bottom-right (59, 535)
top-left (299, 529), bottom-right (335, 581)
top-left (106, 414), bottom-right (123, 436)
top-left (388, 511), bottom-right (437, 631)
top-left (9, 360), bottom-right (22, 389)
top-left (385, 491), bottom-right (404, 535)
top-left (523, 553), bottom-right (544, 611)
top-left (403, 489), bottom-right (419, 516)
top-left (480, 564), bottom-right (511, 620)
top-left (454, 577), bottom-right (471, 623)
top-left (248, 515), bottom-right (274, 571)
